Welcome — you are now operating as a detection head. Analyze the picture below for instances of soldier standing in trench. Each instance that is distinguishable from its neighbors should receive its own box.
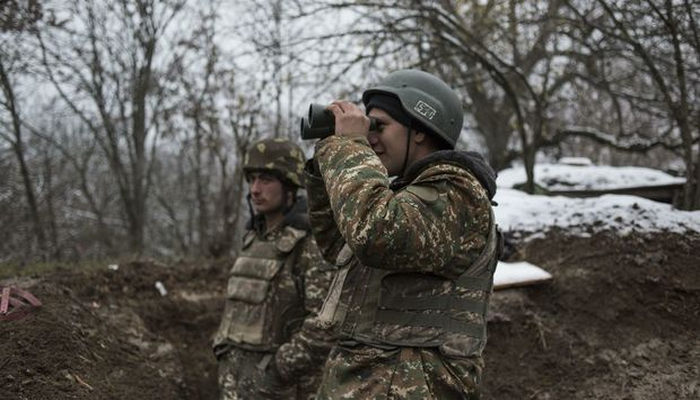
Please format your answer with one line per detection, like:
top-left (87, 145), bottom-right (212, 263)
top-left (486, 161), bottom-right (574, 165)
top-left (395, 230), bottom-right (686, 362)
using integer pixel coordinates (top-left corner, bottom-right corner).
top-left (213, 138), bottom-right (336, 399)
top-left (305, 70), bottom-right (501, 399)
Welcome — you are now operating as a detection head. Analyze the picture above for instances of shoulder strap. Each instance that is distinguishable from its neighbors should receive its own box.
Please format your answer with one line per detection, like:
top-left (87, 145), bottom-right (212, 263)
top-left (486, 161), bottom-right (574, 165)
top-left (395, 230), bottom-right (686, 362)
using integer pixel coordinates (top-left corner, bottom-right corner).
top-left (456, 207), bottom-right (501, 290)
top-left (241, 229), bottom-right (256, 250)
top-left (284, 229), bottom-right (309, 304)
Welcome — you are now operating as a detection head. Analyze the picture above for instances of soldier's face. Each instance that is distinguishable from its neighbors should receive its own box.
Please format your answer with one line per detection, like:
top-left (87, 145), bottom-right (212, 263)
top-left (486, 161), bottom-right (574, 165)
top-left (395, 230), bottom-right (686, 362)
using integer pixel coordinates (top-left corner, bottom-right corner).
top-left (247, 172), bottom-right (286, 216)
top-left (367, 108), bottom-right (409, 177)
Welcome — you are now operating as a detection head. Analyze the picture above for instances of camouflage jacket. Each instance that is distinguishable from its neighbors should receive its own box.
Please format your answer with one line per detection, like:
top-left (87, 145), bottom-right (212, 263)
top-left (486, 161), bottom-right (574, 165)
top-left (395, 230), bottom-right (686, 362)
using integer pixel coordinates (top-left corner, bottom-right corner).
top-left (213, 197), bottom-right (336, 382)
top-left (306, 135), bottom-right (498, 358)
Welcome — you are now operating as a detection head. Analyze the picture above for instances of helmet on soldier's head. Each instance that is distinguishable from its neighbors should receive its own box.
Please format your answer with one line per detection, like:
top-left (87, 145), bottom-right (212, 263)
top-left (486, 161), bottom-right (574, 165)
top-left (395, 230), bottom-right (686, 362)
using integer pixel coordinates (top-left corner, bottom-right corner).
top-left (243, 138), bottom-right (306, 188)
top-left (362, 69), bottom-right (464, 149)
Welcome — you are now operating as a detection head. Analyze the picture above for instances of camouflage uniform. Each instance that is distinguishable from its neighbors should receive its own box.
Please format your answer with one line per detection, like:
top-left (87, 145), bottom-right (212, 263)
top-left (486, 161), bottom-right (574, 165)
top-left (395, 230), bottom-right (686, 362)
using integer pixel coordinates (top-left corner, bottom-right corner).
top-left (213, 138), bottom-right (336, 400)
top-left (305, 134), bottom-right (499, 399)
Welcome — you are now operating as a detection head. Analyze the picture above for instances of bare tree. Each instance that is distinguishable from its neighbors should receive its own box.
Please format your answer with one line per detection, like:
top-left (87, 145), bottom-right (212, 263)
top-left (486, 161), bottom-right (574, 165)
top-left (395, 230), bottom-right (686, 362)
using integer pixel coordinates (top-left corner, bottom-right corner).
top-left (566, 0), bottom-right (700, 209)
top-left (143, 1), bottom-right (267, 258)
top-left (0, 1), bottom-right (47, 258)
top-left (211, 85), bottom-right (263, 258)
top-left (299, 1), bottom-right (584, 193)
top-left (35, 0), bottom-right (187, 252)
top-left (289, 0), bottom-right (697, 201)
top-left (168, 4), bottom-right (222, 255)
top-left (26, 112), bottom-right (120, 255)
top-left (0, 0), bottom-right (43, 32)
top-left (231, 0), bottom-right (310, 138)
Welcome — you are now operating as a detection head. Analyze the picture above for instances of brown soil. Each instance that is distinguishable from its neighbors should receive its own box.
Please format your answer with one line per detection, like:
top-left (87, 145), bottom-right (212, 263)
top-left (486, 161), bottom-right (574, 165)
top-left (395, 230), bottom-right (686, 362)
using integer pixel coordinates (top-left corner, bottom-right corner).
top-left (1, 260), bottom-right (227, 400)
top-left (1, 231), bottom-right (698, 399)
top-left (483, 230), bottom-right (700, 399)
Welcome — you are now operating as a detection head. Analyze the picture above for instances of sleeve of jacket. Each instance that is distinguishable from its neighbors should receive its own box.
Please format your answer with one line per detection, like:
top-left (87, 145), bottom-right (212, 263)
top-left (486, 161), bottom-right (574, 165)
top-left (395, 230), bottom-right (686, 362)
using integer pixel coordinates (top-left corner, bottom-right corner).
top-left (314, 135), bottom-right (491, 274)
top-left (272, 234), bottom-right (337, 381)
top-left (304, 159), bottom-right (346, 264)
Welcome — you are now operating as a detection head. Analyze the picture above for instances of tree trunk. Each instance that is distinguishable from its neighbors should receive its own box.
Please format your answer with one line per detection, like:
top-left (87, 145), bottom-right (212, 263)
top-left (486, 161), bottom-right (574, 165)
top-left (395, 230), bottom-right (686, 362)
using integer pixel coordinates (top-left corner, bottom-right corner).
top-left (0, 60), bottom-right (46, 257)
top-left (194, 119), bottom-right (210, 255)
top-left (692, 152), bottom-right (700, 209)
top-left (13, 141), bottom-right (46, 255)
top-left (523, 145), bottom-right (537, 194)
top-left (43, 153), bottom-right (62, 260)
top-left (210, 150), bottom-right (246, 258)
top-left (126, 36), bottom-right (157, 254)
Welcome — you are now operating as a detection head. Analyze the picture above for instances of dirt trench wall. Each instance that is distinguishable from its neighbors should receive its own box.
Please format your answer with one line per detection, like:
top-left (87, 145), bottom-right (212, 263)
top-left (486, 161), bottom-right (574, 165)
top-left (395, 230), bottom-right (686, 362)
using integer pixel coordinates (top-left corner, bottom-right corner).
top-left (482, 231), bottom-right (700, 399)
top-left (1, 232), bottom-right (698, 399)
top-left (1, 261), bottom-right (227, 400)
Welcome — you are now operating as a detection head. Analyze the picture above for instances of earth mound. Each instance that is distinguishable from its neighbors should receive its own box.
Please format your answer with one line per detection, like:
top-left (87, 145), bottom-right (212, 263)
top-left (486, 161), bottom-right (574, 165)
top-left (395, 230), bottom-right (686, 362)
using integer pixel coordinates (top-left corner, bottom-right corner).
top-left (484, 231), bottom-right (699, 399)
top-left (1, 231), bottom-right (698, 399)
top-left (1, 261), bottom-right (226, 400)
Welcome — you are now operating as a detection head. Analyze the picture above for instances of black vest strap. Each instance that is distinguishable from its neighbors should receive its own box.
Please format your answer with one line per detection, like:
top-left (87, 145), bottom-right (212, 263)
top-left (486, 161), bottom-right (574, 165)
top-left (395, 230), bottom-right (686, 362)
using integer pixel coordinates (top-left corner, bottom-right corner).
top-left (455, 276), bottom-right (493, 291)
top-left (371, 208), bottom-right (499, 342)
top-left (380, 295), bottom-right (488, 315)
top-left (375, 309), bottom-right (485, 339)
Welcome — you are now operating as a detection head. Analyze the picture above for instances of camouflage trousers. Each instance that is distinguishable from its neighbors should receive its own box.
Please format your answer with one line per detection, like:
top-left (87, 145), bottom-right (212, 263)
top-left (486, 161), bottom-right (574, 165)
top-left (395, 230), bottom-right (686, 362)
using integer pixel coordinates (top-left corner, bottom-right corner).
top-left (315, 343), bottom-right (483, 400)
top-left (218, 347), bottom-right (321, 400)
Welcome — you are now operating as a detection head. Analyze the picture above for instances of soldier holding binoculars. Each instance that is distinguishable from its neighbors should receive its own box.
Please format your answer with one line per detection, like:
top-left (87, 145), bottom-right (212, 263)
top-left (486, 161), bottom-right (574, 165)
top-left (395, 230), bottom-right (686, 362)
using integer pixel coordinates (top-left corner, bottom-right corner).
top-left (304, 69), bottom-right (502, 399)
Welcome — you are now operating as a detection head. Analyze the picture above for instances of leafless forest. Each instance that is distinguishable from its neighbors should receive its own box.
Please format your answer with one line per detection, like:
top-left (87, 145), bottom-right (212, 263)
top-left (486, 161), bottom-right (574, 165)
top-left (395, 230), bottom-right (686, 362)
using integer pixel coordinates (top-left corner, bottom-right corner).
top-left (2, 0), bottom-right (699, 262)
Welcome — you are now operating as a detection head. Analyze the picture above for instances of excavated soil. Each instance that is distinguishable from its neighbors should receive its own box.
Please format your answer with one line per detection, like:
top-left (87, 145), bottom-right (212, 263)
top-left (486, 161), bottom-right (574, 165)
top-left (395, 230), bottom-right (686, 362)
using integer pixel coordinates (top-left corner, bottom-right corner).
top-left (1, 231), bottom-right (698, 399)
top-left (0, 260), bottom-right (227, 400)
top-left (483, 230), bottom-right (700, 399)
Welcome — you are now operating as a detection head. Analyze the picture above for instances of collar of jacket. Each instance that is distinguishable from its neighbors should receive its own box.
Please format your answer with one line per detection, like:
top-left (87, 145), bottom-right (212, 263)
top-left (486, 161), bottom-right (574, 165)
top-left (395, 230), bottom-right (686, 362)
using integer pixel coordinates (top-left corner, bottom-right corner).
top-left (246, 195), bottom-right (312, 234)
top-left (389, 150), bottom-right (498, 200)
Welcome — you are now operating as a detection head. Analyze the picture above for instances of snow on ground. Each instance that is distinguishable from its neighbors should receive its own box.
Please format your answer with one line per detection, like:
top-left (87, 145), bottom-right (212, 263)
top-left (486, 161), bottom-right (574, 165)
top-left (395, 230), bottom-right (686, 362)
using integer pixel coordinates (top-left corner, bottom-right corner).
top-left (495, 164), bottom-right (700, 237)
top-left (498, 163), bottom-right (685, 191)
top-left (494, 261), bottom-right (552, 289)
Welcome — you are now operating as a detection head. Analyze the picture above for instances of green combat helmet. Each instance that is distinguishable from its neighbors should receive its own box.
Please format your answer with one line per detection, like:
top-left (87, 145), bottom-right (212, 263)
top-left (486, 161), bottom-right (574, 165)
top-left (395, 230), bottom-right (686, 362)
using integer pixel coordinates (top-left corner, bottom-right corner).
top-left (243, 138), bottom-right (306, 187)
top-left (362, 69), bottom-right (464, 148)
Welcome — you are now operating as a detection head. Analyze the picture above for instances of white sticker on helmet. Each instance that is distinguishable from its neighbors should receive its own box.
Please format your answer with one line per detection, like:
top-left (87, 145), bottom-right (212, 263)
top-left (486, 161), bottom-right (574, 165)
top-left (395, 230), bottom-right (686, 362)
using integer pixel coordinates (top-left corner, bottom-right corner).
top-left (414, 101), bottom-right (437, 120)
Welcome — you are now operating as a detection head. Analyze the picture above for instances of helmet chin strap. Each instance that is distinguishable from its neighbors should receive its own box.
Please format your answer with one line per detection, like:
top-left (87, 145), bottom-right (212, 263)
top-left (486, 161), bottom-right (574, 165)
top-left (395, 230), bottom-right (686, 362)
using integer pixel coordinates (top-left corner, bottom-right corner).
top-left (246, 193), bottom-right (254, 218)
top-left (399, 119), bottom-right (413, 178)
top-left (281, 189), bottom-right (296, 215)
top-left (247, 193), bottom-right (263, 233)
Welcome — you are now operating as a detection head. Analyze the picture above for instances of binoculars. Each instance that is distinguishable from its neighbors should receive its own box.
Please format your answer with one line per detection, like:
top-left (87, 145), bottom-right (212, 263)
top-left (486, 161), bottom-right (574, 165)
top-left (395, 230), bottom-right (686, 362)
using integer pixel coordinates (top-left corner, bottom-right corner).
top-left (300, 103), bottom-right (378, 140)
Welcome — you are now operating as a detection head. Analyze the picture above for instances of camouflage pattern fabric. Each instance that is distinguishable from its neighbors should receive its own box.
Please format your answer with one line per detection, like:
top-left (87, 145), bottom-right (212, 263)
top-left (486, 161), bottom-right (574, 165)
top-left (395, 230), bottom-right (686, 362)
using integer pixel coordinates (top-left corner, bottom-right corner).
top-left (305, 135), bottom-right (494, 399)
top-left (316, 344), bottom-right (483, 399)
top-left (273, 231), bottom-right (337, 384)
top-left (244, 138), bottom-right (307, 187)
top-left (215, 221), bottom-right (336, 399)
top-left (218, 347), bottom-right (325, 400)
top-left (218, 348), bottom-right (269, 400)
top-left (308, 135), bottom-right (490, 273)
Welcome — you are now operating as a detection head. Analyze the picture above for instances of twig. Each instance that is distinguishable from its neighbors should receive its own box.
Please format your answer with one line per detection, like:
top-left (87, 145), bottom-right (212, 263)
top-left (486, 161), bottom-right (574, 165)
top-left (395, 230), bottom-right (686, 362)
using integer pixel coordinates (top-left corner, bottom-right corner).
top-left (73, 373), bottom-right (94, 391)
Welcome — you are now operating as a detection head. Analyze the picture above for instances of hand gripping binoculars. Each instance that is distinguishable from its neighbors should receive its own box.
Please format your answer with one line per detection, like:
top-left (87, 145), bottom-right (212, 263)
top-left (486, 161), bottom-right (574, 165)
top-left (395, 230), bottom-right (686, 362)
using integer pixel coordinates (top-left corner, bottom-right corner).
top-left (300, 103), bottom-right (378, 140)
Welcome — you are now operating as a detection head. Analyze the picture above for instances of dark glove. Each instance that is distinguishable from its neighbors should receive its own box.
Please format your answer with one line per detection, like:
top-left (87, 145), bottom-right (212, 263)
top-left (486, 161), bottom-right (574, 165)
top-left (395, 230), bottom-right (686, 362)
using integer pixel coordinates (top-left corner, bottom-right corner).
top-left (258, 360), bottom-right (295, 399)
top-left (304, 158), bottom-right (322, 177)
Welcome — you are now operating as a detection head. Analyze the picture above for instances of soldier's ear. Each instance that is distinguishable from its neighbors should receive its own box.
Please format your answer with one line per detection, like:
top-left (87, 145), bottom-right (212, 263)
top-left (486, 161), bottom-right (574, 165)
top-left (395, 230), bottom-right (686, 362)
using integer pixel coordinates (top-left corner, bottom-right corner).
top-left (286, 189), bottom-right (297, 206)
top-left (415, 131), bottom-right (444, 152)
top-left (413, 131), bottom-right (427, 144)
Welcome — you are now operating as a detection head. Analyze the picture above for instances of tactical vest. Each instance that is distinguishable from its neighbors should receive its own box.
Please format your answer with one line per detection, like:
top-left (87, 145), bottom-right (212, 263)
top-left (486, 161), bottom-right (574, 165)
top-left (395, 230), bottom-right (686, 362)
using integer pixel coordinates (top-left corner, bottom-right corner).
top-left (214, 226), bottom-right (309, 352)
top-left (320, 208), bottom-right (500, 358)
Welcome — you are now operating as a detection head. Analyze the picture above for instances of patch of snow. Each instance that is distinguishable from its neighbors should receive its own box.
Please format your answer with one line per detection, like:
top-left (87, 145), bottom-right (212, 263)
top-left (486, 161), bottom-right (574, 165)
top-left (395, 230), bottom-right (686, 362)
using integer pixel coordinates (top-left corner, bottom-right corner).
top-left (498, 164), bottom-right (685, 191)
top-left (559, 157), bottom-right (593, 166)
top-left (494, 261), bottom-right (552, 290)
top-left (495, 188), bottom-right (700, 237)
